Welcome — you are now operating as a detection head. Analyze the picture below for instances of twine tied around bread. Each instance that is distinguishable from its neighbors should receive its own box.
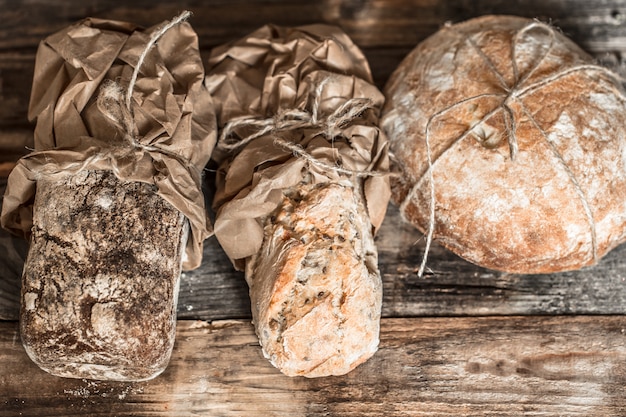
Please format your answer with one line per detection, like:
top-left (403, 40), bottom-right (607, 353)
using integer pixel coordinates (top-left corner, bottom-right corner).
top-left (407, 20), bottom-right (626, 277)
top-left (95, 11), bottom-right (197, 175)
top-left (1, 10), bottom-right (216, 271)
top-left (25, 10), bottom-right (196, 183)
top-left (218, 78), bottom-right (388, 178)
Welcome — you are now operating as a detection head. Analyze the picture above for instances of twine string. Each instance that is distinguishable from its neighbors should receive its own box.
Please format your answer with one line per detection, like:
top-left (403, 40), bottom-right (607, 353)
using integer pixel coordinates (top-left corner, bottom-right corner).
top-left (125, 11), bottom-right (191, 110)
top-left (34, 11), bottom-right (195, 181)
top-left (509, 22), bottom-right (555, 90)
top-left (409, 20), bottom-right (622, 277)
top-left (518, 101), bottom-right (599, 264)
top-left (94, 10), bottom-right (200, 179)
top-left (98, 80), bottom-right (139, 147)
top-left (218, 77), bottom-right (387, 178)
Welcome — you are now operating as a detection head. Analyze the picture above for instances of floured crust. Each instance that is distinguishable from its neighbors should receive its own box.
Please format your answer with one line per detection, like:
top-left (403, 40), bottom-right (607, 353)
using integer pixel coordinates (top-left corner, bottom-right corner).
top-left (206, 24), bottom-right (390, 377)
top-left (247, 181), bottom-right (382, 377)
top-left (21, 170), bottom-right (187, 381)
top-left (382, 15), bottom-right (626, 273)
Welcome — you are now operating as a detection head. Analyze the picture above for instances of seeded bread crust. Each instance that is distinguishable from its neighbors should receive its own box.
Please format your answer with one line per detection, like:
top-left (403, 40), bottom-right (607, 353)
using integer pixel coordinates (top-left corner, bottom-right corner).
top-left (247, 181), bottom-right (382, 377)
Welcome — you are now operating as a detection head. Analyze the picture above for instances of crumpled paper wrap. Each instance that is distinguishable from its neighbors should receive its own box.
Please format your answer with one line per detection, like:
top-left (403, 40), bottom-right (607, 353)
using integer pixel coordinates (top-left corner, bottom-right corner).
top-left (1, 17), bottom-right (216, 270)
top-left (205, 24), bottom-right (391, 269)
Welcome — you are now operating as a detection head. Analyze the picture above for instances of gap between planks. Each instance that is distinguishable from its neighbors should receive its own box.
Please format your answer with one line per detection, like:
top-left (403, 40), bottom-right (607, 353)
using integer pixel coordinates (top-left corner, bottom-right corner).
top-left (1, 316), bottom-right (626, 416)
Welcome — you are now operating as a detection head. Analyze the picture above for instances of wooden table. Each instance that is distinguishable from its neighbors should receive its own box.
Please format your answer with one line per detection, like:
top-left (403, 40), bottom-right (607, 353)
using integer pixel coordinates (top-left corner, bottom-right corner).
top-left (2, 1), bottom-right (626, 415)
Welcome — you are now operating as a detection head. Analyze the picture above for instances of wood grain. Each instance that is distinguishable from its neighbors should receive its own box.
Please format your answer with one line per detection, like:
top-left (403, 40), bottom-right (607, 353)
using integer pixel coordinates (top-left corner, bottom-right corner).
top-left (2, 0), bottom-right (626, 414)
top-left (2, 317), bottom-right (626, 416)
top-left (1, 0), bottom-right (626, 127)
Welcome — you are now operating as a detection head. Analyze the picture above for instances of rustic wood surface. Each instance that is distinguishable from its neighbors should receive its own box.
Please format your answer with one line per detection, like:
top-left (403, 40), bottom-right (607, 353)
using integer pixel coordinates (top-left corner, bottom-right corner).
top-left (1, 0), bottom-right (626, 415)
top-left (3, 317), bottom-right (626, 416)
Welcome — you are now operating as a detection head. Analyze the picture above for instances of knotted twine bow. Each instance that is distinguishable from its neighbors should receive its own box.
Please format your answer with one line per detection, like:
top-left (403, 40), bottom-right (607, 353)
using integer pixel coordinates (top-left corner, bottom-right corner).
top-left (403, 20), bottom-right (626, 277)
top-left (96, 11), bottom-right (192, 165)
top-left (218, 78), bottom-right (389, 179)
top-left (210, 71), bottom-right (392, 266)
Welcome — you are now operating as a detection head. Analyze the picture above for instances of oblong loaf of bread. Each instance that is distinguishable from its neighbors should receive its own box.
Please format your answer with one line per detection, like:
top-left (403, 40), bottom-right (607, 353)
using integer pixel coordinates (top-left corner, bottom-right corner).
top-left (2, 15), bottom-right (216, 381)
top-left (248, 182), bottom-right (381, 377)
top-left (382, 15), bottom-right (626, 273)
top-left (206, 24), bottom-right (390, 377)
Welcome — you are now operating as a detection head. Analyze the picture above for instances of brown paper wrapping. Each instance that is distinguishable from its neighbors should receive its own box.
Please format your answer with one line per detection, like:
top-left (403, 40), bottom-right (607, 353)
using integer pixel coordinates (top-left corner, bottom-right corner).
top-left (205, 24), bottom-right (390, 269)
top-left (1, 17), bottom-right (216, 270)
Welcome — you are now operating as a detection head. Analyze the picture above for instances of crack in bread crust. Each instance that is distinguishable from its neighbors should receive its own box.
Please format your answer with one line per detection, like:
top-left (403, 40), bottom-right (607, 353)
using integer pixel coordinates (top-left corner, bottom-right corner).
top-left (247, 181), bottom-right (382, 377)
top-left (382, 15), bottom-right (626, 273)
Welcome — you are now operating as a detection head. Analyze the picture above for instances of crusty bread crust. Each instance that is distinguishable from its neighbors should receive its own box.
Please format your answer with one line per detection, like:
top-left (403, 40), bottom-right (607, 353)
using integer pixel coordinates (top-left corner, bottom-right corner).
top-left (21, 170), bottom-right (186, 381)
top-left (382, 15), bottom-right (626, 273)
top-left (206, 24), bottom-right (390, 377)
top-left (247, 181), bottom-right (382, 377)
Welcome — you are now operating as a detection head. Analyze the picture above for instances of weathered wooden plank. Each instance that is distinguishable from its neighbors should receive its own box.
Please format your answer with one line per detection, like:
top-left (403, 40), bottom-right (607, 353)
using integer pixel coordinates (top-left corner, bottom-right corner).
top-left (3, 0), bottom-right (626, 50)
top-left (2, 182), bottom-right (626, 321)
top-left (178, 203), bottom-right (626, 320)
top-left (2, 1), bottom-right (626, 127)
top-left (1, 316), bottom-right (626, 416)
top-left (0, 236), bottom-right (25, 323)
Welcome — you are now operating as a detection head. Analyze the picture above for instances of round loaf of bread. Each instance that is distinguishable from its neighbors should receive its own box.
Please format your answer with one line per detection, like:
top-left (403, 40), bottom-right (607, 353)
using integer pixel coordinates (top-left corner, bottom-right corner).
top-left (381, 15), bottom-right (626, 273)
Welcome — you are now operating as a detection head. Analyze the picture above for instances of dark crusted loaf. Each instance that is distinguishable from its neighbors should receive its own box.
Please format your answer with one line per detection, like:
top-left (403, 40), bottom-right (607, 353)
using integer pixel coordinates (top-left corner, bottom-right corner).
top-left (21, 170), bottom-right (187, 381)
